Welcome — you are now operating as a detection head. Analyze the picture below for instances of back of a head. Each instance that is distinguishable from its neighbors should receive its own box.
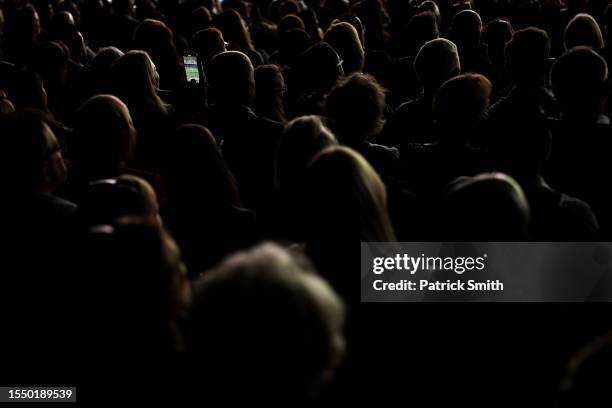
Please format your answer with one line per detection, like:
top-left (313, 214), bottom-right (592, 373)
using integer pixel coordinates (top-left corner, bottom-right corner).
top-left (417, 0), bottom-right (441, 25)
top-left (324, 22), bottom-right (365, 74)
top-left (77, 175), bottom-right (159, 226)
top-left (164, 124), bottom-right (240, 206)
top-left (278, 14), bottom-right (305, 36)
top-left (433, 73), bottom-right (492, 132)
top-left (300, 145), bottom-right (395, 242)
top-left (213, 8), bottom-right (253, 51)
top-left (208, 51), bottom-right (255, 106)
top-left (295, 42), bottom-right (343, 94)
top-left (192, 28), bottom-right (225, 65)
top-left (110, 50), bottom-right (162, 112)
top-left (72, 95), bottom-right (136, 171)
top-left (92, 47), bottom-right (125, 74)
top-left (82, 218), bottom-right (190, 370)
top-left (133, 19), bottom-right (176, 53)
top-left (449, 9), bottom-right (483, 50)
top-left (187, 242), bottom-right (345, 402)
top-left (483, 18), bottom-right (513, 48)
top-left (324, 72), bottom-right (386, 143)
top-left (0, 110), bottom-right (59, 192)
top-left (276, 115), bottom-right (337, 189)
top-left (505, 27), bottom-right (551, 85)
top-left (414, 38), bottom-right (461, 93)
top-left (439, 173), bottom-right (530, 241)
top-left (551, 46), bottom-right (608, 117)
top-left (278, 28), bottom-right (312, 66)
top-left (564, 13), bottom-right (604, 50)
top-left (403, 11), bottom-right (439, 56)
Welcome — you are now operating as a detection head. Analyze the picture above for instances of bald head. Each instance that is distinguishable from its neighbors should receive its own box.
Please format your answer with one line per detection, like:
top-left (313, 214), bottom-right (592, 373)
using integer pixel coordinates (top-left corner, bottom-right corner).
top-left (208, 51), bottom-right (255, 106)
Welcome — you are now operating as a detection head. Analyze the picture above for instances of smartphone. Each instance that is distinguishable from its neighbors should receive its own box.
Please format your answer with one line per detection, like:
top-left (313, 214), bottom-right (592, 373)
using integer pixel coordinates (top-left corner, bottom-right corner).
top-left (183, 52), bottom-right (203, 84)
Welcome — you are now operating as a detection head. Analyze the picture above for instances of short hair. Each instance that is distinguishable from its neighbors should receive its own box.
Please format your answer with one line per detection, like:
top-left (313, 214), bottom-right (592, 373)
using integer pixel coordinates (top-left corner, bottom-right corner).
top-left (505, 27), bottom-right (551, 84)
top-left (324, 72), bottom-right (386, 141)
top-left (434, 73), bottom-right (492, 127)
top-left (440, 173), bottom-right (530, 240)
top-left (449, 9), bottom-right (483, 49)
top-left (186, 242), bottom-right (345, 401)
top-left (551, 46), bottom-right (608, 114)
top-left (564, 13), bottom-right (604, 50)
top-left (414, 38), bottom-right (461, 92)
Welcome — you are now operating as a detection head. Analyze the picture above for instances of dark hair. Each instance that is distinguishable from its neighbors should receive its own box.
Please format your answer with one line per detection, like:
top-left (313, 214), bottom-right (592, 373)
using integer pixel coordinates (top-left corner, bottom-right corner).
top-left (439, 173), bottom-right (530, 240)
top-left (72, 94), bottom-right (137, 176)
top-left (325, 72), bottom-right (386, 142)
top-left (254, 64), bottom-right (287, 123)
top-left (208, 51), bottom-right (255, 105)
top-left (299, 145), bottom-right (396, 242)
top-left (163, 124), bottom-right (242, 208)
top-left (324, 22), bottom-right (365, 74)
top-left (213, 9), bottom-right (254, 51)
top-left (275, 115), bottom-right (337, 188)
top-left (551, 46), bottom-right (608, 117)
top-left (505, 27), bottom-right (551, 85)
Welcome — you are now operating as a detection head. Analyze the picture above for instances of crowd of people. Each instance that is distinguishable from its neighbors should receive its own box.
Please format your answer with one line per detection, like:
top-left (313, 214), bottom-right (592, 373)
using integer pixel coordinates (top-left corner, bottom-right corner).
top-left (2, 0), bottom-right (612, 405)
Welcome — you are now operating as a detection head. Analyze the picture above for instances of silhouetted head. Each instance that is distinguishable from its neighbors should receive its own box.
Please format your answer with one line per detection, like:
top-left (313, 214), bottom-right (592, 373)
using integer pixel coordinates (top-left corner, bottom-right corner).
top-left (417, 1), bottom-right (441, 25)
top-left (32, 41), bottom-right (70, 86)
top-left (299, 145), bottom-right (396, 242)
top-left (254, 64), bottom-right (286, 123)
top-left (324, 22), bottom-right (365, 74)
top-left (72, 95), bottom-right (137, 175)
top-left (439, 173), bottom-right (530, 240)
top-left (186, 242), bottom-right (345, 403)
top-left (337, 13), bottom-right (365, 48)
top-left (325, 72), bottom-right (386, 143)
top-left (3, 5), bottom-right (41, 43)
top-left (163, 124), bottom-right (241, 207)
top-left (208, 51), bottom-right (255, 106)
top-left (275, 115), bottom-right (337, 189)
top-left (295, 42), bottom-right (344, 94)
top-left (278, 14), bottom-right (305, 36)
top-left (505, 27), bottom-right (551, 86)
top-left (278, 28), bottom-right (312, 66)
top-left (78, 175), bottom-right (160, 226)
top-left (402, 11), bottom-right (439, 57)
top-left (213, 9), bottom-right (254, 51)
top-left (551, 46), bottom-right (608, 118)
top-left (414, 38), bottom-right (461, 94)
top-left (564, 13), bottom-right (604, 50)
top-left (93, 47), bottom-right (125, 73)
top-left (449, 9), bottom-right (482, 51)
top-left (192, 28), bottom-right (226, 67)
top-left (110, 50), bottom-right (165, 111)
top-left (190, 6), bottom-right (212, 34)
top-left (82, 218), bottom-right (190, 366)
top-left (434, 73), bottom-right (492, 137)
top-left (298, 8), bottom-right (322, 42)
top-left (483, 18), bottom-right (513, 49)
top-left (0, 110), bottom-right (66, 193)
